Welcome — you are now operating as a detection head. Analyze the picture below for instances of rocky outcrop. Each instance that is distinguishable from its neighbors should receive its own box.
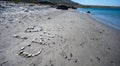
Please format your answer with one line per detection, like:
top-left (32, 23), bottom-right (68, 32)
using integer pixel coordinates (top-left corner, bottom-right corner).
top-left (87, 11), bottom-right (91, 13)
top-left (39, 1), bottom-right (56, 5)
top-left (56, 5), bottom-right (69, 10)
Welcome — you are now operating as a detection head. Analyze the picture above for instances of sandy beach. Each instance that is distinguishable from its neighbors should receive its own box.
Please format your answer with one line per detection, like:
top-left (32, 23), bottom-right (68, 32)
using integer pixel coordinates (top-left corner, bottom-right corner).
top-left (0, 1), bottom-right (120, 66)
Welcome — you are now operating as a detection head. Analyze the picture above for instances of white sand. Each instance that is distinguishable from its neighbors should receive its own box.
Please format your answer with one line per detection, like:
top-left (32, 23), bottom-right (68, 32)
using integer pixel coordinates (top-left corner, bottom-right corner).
top-left (0, 1), bottom-right (120, 66)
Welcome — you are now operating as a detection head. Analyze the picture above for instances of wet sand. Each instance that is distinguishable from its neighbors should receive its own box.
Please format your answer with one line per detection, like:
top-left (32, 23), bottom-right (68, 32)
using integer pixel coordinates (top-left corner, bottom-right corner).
top-left (0, 1), bottom-right (120, 66)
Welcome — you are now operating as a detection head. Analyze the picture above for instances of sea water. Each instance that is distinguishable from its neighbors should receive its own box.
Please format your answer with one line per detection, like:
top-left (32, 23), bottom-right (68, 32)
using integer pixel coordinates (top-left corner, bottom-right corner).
top-left (77, 8), bottom-right (120, 30)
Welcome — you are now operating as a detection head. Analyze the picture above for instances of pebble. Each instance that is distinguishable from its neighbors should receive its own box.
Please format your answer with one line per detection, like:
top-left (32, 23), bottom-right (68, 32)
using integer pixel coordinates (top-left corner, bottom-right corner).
top-left (19, 51), bottom-right (24, 55)
top-left (27, 44), bottom-right (31, 46)
top-left (20, 47), bottom-right (25, 50)
top-left (32, 54), bottom-right (35, 57)
top-left (27, 54), bottom-right (32, 57)
top-left (13, 35), bottom-right (19, 38)
top-left (22, 37), bottom-right (28, 40)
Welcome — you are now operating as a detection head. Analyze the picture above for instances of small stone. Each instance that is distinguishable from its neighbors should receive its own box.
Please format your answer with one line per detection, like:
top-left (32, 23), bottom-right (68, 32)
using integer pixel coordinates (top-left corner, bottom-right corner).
top-left (36, 51), bottom-right (41, 54)
top-left (28, 54), bottom-right (32, 57)
top-left (19, 51), bottom-right (24, 55)
top-left (20, 47), bottom-right (25, 50)
top-left (35, 49), bottom-right (42, 56)
top-left (24, 52), bottom-right (29, 56)
top-left (27, 44), bottom-right (31, 46)
top-left (32, 54), bottom-right (35, 57)
top-left (13, 35), bottom-right (19, 38)
top-left (23, 52), bottom-right (29, 57)
top-left (22, 37), bottom-right (28, 40)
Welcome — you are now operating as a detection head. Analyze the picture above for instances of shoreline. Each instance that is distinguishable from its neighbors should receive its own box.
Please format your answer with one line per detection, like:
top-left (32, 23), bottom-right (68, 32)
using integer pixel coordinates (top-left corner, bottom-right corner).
top-left (76, 8), bottom-right (120, 31)
top-left (0, 2), bottom-right (120, 66)
top-left (88, 13), bottom-right (120, 32)
top-left (89, 13), bottom-right (120, 31)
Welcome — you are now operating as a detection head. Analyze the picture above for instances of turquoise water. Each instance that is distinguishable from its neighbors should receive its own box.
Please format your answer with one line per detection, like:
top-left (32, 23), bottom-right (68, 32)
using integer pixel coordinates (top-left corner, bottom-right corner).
top-left (77, 8), bottom-right (120, 30)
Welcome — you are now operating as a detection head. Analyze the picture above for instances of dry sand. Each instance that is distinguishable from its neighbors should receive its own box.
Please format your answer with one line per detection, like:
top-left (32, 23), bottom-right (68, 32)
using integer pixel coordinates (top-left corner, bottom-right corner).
top-left (0, 1), bottom-right (120, 66)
